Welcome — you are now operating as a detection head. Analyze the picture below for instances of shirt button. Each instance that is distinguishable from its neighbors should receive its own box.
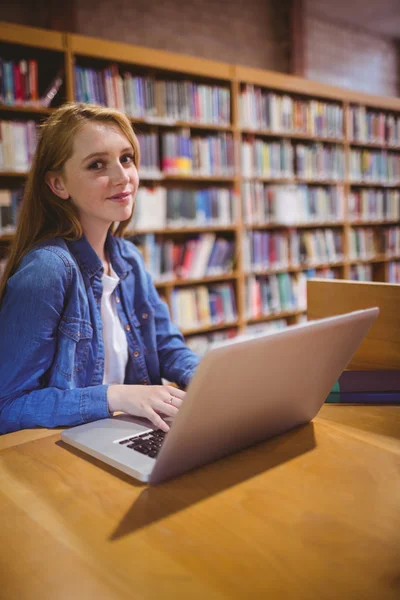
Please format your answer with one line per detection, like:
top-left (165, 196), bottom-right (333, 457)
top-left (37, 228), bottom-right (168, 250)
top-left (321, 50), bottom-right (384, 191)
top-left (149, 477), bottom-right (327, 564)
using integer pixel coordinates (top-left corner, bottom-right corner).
top-left (77, 331), bottom-right (80, 337)
top-left (133, 351), bottom-right (140, 358)
top-left (142, 313), bottom-right (148, 319)
top-left (142, 379), bottom-right (148, 385)
top-left (125, 325), bottom-right (131, 331)
top-left (115, 297), bottom-right (120, 303)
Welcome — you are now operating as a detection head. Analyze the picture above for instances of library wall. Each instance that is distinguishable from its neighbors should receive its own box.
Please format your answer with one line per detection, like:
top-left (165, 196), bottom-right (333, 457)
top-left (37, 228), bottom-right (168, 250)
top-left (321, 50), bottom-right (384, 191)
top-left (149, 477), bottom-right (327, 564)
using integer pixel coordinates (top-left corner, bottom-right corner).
top-left (304, 13), bottom-right (400, 97)
top-left (0, 0), bottom-right (291, 72)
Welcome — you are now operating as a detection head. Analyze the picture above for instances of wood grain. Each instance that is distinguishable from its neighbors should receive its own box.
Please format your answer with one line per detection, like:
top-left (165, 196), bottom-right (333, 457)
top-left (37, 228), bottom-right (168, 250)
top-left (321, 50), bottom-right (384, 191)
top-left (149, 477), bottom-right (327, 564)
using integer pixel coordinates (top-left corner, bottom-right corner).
top-left (0, 406), bottom-right (399, 600)
top-left (307, 279), bottom-right (400, 369)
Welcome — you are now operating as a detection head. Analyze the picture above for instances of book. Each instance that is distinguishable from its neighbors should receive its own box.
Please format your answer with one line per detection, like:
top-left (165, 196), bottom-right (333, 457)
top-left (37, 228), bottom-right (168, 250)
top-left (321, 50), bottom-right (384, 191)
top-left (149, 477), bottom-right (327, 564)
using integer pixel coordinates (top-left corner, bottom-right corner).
top-left (334, 370), bottom-right (400, 393)
top-left (326, 391), bottom-right (400, 404)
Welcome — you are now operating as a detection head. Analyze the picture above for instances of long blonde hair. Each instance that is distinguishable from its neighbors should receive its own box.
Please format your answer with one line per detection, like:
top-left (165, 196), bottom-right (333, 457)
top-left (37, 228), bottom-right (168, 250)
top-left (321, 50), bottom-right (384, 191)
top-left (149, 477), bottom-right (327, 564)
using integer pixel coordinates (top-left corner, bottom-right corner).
top-left (0, 102), bottom-right (140, 305)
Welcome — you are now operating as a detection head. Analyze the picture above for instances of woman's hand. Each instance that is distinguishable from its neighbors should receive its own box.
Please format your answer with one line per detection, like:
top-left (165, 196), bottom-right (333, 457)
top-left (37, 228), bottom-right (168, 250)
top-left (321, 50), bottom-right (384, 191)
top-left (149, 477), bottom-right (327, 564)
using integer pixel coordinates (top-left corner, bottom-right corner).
top-left (107, 384), bottom-right (186, 432)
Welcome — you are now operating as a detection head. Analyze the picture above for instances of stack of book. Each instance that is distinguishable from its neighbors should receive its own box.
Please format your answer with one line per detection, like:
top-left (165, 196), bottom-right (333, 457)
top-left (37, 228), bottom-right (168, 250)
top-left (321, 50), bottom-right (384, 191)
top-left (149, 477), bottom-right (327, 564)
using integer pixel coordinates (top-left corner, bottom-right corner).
top-left (242, 183), bottom-right (344, 225)
top-left (132, 233), bottom-right (235, 281)
top-left (349, 106), bottom-right (400, 146)
top-left (170, 283), bottom-right (237, 331)
top-left (327, 370), bottom-right (400, 404)
top-left (349, 228), bottom-right (378, 260)
top-left (241, 137), bottom-right (294, 179)
top-left (349, 149), bottom-right (400, 184)
top-left (290, 228), bottom-right (344, 265)
top-left (243, 230), bottom-right (289, 271)
top-left (295, 143), bottom-right (345, 181)
top-left (348, 189), bottom-right (400, 222)
top-left (388, 261), bottom-right (400, 283)
top-left (162, 131), bottom-right (234, 175)
top-left (245, 272), bottom-right (300, 317)
top-left (239, 86), bottom-right (343, 138)
top-left (0, 188), bottom-right (23, 233)
top-left (384, 227), bottom-right (400, 256)
top-left (129, 187), bottom-right (234, 231)
top-left (0, 121), bottom-right (37, 172)
top-left (74, 66), bottom-right (231, 125)
top-left (350, 264), bottom-right (373, 281)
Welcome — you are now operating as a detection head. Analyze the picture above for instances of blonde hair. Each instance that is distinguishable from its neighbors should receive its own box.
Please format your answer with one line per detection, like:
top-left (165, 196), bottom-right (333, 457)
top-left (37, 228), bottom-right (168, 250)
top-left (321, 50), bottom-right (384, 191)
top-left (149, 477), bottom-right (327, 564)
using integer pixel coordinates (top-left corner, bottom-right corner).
top-left (0, 102), bottom-right (140, 305)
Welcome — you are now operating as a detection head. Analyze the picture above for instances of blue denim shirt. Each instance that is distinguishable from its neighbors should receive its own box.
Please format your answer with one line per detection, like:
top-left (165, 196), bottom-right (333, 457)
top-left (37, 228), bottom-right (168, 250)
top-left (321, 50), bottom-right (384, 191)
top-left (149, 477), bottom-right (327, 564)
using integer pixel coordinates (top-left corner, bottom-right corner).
top-left (0, 233), bottom-right (200, 434)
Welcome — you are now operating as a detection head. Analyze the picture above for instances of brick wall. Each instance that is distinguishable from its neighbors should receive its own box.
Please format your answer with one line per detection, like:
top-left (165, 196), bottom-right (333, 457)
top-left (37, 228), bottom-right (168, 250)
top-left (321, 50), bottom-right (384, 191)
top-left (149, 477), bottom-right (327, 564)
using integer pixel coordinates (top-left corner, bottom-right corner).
top-left (0, 0), bottom-right (291, 72)
top-left (304, 13), bottom-right (400, 96)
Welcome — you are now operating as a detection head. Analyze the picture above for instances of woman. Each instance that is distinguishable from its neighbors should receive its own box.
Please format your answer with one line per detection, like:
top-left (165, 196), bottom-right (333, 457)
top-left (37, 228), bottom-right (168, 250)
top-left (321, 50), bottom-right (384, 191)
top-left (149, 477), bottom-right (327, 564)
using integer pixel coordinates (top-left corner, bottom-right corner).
top-left (0, 102), bottom-right (200, 434)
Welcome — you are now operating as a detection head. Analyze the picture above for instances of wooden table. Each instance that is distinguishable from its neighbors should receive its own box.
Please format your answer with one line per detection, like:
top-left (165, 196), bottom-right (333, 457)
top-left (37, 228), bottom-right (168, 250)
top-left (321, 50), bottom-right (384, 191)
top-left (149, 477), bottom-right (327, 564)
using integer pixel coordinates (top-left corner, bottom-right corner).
top-left (1, 405), bottom-right (399, 600)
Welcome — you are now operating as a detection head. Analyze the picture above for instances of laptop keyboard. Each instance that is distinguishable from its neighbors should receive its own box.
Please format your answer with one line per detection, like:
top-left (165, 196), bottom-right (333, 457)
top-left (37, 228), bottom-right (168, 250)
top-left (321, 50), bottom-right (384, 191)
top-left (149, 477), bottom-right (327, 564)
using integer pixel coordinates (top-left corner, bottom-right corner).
top-left (119, 430), bottom-right (166, 458)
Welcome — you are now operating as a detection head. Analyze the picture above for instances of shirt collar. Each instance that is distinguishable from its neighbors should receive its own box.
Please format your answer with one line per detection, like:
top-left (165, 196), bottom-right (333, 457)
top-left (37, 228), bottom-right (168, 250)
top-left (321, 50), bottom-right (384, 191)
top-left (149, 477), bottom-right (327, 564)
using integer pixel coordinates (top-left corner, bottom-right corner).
top-left (67, 232), bottom-right (132, 280)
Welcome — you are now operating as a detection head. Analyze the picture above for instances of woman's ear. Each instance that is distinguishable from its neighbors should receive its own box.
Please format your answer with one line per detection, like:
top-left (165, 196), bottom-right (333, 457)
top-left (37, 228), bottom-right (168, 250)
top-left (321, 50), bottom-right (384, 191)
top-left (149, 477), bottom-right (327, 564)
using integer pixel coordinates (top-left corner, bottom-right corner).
top-left (45, 171), bottom-right (70, 200)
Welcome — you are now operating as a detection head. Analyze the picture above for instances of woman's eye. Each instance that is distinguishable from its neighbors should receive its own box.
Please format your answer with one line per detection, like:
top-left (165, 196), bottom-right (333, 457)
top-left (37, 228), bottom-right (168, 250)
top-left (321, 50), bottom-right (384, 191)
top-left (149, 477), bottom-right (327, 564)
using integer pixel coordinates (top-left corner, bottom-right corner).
top-left (88, 161), bottom-right (103, 170)
top-left (121, 154), bottom-right (134, 164)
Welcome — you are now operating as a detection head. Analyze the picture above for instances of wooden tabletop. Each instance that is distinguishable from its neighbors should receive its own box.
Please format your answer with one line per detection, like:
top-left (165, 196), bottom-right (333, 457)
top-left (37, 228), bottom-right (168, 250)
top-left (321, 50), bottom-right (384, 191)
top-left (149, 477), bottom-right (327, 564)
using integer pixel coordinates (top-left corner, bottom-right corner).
top-left (0, 404), bottom-right (399, 600)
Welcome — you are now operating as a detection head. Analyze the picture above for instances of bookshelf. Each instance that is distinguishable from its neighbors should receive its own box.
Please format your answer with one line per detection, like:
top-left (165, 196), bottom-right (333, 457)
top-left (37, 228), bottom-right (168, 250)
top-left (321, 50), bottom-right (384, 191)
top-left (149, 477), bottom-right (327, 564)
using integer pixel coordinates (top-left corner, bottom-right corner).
top-left (1, 22), bottom-right (400, 352)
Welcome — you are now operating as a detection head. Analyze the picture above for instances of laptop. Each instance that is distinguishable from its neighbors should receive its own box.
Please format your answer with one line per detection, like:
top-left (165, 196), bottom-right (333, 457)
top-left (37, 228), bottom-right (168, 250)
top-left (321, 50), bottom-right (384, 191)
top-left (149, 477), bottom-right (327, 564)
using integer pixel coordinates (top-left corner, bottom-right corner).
top-left (61, 307), bottom-right (379, 484)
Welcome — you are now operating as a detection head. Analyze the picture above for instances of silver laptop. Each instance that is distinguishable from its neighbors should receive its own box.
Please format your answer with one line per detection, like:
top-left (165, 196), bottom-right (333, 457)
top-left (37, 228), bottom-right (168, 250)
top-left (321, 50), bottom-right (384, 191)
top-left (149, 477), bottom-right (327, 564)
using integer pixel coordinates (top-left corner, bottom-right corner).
top-left (61, 308), bottom-right (379, 484)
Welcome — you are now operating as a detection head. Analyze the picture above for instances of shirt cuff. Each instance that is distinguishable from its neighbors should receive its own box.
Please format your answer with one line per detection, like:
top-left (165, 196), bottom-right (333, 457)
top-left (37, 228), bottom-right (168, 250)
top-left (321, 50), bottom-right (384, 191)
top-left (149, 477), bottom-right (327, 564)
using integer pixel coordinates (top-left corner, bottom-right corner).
top-left (80, 384), bottom-right (110, 422)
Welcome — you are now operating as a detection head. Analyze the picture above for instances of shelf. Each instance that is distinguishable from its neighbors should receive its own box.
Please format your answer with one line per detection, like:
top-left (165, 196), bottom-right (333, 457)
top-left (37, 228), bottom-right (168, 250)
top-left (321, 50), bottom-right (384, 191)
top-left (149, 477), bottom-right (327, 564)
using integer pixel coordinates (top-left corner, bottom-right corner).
top-left (240, 129), bottom-right (344, 144)
top-left (139, 172), bottom-right (236, 183)
top-left (246, 309), bottom-right (306, 324)
top-left (245, 262), bottom-right (345, 276)
top-left (154, 273), bottom-right (238, 288)
top-left (349, 140), bottom-right (400, 151)
top-left (350, 181), bottom-right (400, 188)
top-left (131, 117), bottom-right (233, 132)
top-left (125, 225), bottom-right (237, 235)
top-left (0, 104), bottom-right (54, 116)
top-left (242, 176), bottom-right (344, 185)
top-left (348, 255), bottom-right (391, 265)
top-left (349, 220), bottom-right (400, 227)
top-left (244, 221), bottom-right (344, 230)
top-left (0, 170), bottom-right (28, 177)
top-left (181, 321), bottom-right (239, 336)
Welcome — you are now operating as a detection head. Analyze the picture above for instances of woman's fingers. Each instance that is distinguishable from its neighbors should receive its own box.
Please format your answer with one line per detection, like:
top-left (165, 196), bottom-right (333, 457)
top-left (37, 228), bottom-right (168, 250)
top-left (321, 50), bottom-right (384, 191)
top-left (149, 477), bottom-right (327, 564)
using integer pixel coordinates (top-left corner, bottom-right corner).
top-left (155, 397), bottom-right (180, 418)
top-left (166, 385), bottom-right (186, 400)
top-left (145, 407), bottom-right (170, 432)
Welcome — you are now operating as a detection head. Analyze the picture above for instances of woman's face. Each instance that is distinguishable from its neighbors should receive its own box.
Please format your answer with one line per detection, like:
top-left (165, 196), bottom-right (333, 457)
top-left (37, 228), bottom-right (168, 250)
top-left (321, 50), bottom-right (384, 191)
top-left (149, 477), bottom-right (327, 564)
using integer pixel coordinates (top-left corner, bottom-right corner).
top-left (52, 121), bottom-right (139, 235)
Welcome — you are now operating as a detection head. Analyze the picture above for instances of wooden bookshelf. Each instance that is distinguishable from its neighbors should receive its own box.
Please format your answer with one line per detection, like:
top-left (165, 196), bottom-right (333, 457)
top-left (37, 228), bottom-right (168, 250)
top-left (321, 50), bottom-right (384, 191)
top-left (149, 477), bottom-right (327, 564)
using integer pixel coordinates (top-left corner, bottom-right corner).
top-left (1, 22), bottom-right (400, 347)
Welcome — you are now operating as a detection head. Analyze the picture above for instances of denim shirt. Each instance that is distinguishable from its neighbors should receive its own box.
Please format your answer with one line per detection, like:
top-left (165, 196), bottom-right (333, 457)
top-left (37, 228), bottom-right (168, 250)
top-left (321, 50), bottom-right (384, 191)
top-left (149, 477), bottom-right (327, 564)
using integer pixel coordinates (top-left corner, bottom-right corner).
top-left (0, 234), bottom-right (200, 434)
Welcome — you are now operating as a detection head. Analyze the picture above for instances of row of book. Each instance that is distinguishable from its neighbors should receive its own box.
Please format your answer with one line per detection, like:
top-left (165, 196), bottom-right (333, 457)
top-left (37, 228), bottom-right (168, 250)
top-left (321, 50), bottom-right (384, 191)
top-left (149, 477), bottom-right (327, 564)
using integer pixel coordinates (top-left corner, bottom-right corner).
top-left (130, 233), bottom-right (235, 281)
top-left (128, 187), bottom-right (234, 231)
top-left (0, 121), bottom-right (37, 172)
top-left (185, 320), bottom-right (288, 356)
top-left (295, 144), bottom-right (345, 180)
top-left (384, 227), bottom-right (400, 256)
top-left (348, 189), bottom-right (400, 221)
top-left (243, 229), bottom-right (344, 271)
top-left (74, 66), bottom-right (231, 125)
top-left (170, 283), bottom-right (237, 331)
top-left (161, 132), bottom-right (234, 175)
top-left (349, 228), bottom-right (378, 260)
top-left (291, 229), bottom-right (344, 266)
top-left (242, 183), bottom-right (344, 225)
top-left (0, 188), bottom-right (22, 232)
top-left (245, 272), bottom-right (305, 318)
top-left (326, 369), bottom-right (400, 404)
top-left (0, 58), bottom-right (39, 106)
top-left (349, 264), bottom-right (373, 281)
top-left (349, 149), bottom-right (400, 183)
top-left (241, 138), bottom-right (345, 180)
top-left (388, 261), bottom-right (400, 283)
top-left (239, 85), bottom-right (344, 138)
top-left (348, 106), bottom-right (400, 146)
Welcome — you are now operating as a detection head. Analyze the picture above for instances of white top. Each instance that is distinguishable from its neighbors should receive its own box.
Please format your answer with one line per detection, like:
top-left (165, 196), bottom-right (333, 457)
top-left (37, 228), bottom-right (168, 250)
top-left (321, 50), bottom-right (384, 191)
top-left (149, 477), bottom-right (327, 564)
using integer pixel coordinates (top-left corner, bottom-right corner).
top-left (101, 266), bottom-right (129, 385)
